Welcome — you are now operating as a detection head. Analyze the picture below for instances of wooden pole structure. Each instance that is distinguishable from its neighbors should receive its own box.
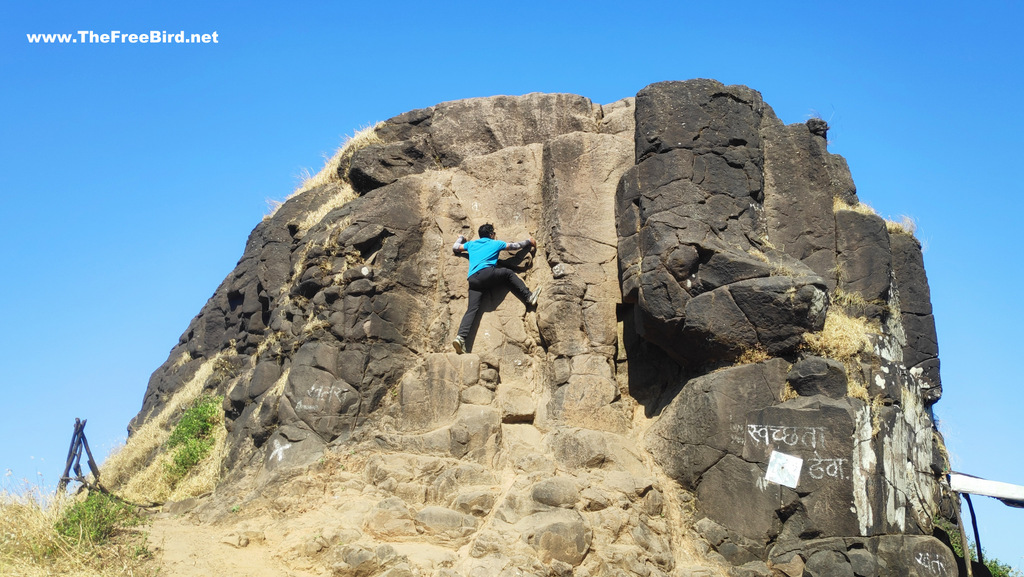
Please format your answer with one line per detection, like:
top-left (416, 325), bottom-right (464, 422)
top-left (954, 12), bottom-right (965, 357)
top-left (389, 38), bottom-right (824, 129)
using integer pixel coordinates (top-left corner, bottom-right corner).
top-left (56, 419), bottom-right (83, 494)
top-left (55, 418), bottom-right (101, 495)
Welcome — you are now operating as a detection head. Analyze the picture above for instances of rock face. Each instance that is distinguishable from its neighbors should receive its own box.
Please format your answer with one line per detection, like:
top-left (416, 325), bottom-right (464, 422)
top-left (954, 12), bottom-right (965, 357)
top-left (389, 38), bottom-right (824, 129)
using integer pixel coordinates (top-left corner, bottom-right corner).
top-left (127, 81), bottom-right (954, 576)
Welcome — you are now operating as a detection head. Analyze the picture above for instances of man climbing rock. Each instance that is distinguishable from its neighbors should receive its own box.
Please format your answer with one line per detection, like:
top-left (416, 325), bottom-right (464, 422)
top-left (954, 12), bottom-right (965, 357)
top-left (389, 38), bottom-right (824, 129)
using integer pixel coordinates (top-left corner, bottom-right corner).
top-left (451, 223), bottom-right (541, 354)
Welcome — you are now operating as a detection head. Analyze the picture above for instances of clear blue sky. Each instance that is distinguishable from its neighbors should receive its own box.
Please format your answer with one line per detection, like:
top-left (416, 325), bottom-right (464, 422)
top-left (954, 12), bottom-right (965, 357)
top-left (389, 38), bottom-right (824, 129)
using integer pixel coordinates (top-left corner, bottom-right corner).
top-left (2, 0), bottom-right (1021, 568)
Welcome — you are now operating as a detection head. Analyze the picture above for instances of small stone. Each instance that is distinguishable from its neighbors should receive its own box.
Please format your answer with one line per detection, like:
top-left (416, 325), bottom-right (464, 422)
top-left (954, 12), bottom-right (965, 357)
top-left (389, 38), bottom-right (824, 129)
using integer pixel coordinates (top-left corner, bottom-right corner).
top-left (531, 477), bottom-right (580, 508)
top-left (460, 384), bottom-right (494, 405)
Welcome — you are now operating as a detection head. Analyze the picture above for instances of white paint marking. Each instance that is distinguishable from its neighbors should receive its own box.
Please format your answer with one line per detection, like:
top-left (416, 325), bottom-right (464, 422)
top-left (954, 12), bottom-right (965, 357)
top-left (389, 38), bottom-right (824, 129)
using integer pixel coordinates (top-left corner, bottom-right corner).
top-left (269, 439), bottom-right (292, 463)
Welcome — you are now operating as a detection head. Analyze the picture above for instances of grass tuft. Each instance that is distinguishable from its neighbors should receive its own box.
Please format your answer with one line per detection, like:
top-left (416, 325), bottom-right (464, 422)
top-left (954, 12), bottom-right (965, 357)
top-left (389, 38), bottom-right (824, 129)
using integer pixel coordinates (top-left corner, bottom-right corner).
top-left (779, 383), bottom-right (799, 402)
top-left (170, 351), bottom-right (193, 370)
top-left (736, 346), bottom-right (771, 365)
top-left (833, 196), bottom-right (878, 216)
top-left (803, 309), bottom-right (878, 363)
top-left (1, 486), bottom-right (150, 577)
top-left (295, 123), bottom-right (383, 193)
top-left (885, 215), bottom-right (917, 237)
top-left (831, 288), bottom-right (876, 309)
top-left (293, 196), bottom-right (353, 235)
top-left (847, 376), bottom-right (870, 403)
top-left (833, 197), bottom-right (918, 239)
top-left (164, 396), bottom-right (223, 486)
top-left (165, 396), bottom-right (219, 450)
top-left (55, 491), bottom-right (141, 546)
top-left (747, 248), bottom-right (796, 277)
top-left (803, 308), bottom-right (881, 402)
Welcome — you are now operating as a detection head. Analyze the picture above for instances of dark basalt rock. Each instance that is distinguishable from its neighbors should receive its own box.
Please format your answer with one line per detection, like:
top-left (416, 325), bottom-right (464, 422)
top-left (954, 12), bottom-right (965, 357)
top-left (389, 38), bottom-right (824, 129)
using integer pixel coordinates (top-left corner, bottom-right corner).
top-left (787, 356), bottom-right (848, 399)
top-left (761, 118), bottom-right (856, 287)
top-left (348, 135), bottom-right (435, 194)
top-left (836, 208), bottom-right (892, 307)
top-left (127, 80), bottom-right (952, 575)
top-left (771, 535), bottom-right (957, 577)
top-left (890, 231), bottom-right (942, 402)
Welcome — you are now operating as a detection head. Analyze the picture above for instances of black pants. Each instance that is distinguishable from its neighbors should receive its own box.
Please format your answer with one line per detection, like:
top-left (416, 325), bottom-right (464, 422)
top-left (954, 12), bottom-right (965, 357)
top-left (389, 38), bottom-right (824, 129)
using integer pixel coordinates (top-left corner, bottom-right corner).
top-left (456, 266), bottom-right (531, 340)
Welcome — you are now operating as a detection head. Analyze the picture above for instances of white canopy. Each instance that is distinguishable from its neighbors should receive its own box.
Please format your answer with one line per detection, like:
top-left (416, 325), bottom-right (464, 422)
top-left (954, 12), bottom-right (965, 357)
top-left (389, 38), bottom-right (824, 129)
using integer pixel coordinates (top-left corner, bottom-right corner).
top-left (949, 472), bottom-right (1024, 507)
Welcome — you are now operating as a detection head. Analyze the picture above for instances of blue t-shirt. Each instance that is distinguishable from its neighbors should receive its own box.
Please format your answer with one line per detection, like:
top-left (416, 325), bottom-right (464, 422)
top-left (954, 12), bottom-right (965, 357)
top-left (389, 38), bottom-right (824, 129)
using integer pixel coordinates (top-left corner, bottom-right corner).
top-left (464, 238), bottom-right (507, 277)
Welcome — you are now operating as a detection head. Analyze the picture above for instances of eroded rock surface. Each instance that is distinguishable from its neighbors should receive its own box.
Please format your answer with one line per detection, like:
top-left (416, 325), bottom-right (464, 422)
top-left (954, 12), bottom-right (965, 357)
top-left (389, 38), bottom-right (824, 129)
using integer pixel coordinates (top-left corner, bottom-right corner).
top-left (128, 80), bottom-right (954, 577)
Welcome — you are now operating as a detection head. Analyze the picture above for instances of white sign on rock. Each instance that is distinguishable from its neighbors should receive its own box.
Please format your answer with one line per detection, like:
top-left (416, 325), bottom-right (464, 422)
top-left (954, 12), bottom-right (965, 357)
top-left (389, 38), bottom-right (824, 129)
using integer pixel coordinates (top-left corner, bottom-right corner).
top-left (765, 450), bottom-right (803, 488)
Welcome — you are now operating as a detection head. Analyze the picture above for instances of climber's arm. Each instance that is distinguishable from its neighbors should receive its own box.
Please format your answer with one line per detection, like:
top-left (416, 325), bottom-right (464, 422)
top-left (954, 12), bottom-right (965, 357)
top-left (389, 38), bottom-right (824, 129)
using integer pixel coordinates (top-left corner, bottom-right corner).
top-left (503, 237), bottom-right (535, 251)
top-left (452, 235), bottom-right (467, 254)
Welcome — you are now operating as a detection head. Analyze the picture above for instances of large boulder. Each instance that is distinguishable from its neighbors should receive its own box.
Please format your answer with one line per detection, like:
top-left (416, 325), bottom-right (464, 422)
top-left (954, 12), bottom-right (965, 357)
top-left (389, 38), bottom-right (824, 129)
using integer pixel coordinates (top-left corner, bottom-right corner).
top-left (125, 80), bottom-right (952, 577)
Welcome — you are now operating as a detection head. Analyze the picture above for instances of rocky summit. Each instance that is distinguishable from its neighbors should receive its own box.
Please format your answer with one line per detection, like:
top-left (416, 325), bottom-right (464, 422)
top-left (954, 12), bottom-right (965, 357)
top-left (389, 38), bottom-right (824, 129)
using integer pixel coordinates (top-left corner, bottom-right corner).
top-left (119, 80), bottom-right (956, 577)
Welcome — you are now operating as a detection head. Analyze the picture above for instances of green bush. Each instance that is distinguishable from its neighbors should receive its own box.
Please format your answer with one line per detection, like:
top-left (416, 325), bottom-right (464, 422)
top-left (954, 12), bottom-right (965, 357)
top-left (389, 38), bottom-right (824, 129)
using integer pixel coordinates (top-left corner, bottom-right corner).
top-left (164, 395), bottom-right (222, 484)
top-left (55, 491), bottom-right (139, 545)
top-left (935, 516), bottom-right (1023, 577)
top-left (167, 395), bottom-right (220, 449)
top-left (985, 557), bottom-right (1023, 577)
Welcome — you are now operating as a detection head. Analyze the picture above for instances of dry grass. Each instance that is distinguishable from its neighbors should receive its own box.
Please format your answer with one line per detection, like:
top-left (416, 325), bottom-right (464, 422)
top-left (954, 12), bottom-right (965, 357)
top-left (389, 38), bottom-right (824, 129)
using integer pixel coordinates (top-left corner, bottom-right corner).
top-left (933, 430), bottom-right (951, 474)
top-left (296, 123), bottom-right (382, 194)
top-left (101, 351), bottom-right (234, 505)
top-left (0, 487), bottom-right (150, 577)
top-left (294, 198), bottom-right (353, 236)
top-left (833, 196), bottom-right (878, 216)
top-left (301, 317), bottom-right (331, 335)
top-left (885, 215), bottom-right (917, 237)
top-left (870, 395), bottom-right (887, 435)
top-left (770, 262), bottom-right (797, 278)
top-left (833, 197), bottom-right (918, 238)
top-left (265, 123), bottom-right (383, 222)
top-left (284, 214), bottom-right (353, 294)
top-left (265, 367), bottom-right (291, 400)
top-left (831, 287), bottom-right (893, 315)
top-left (848, 376), bottom-right (870, 403)
top-left (830, 260), bottom-right (846, 286)
top-left (803, 308), bottom-right (878, 363)
top-left (831, 288), bottom-right (875, 309)
top-left (748, 247), bottom-right (770, 264)
top-left (736, 346), bottom-right (771, 365)
top-left (803, 307), bottom-right (881, 403)
top-left (832, 287), bottom-right (899, 322)
top-left (253, 331), bottom-right (287, 365)
top-left (251, 367), bottom-right (291, 425)
top-left (756, 237), bottom-right (778, 251)
top-left (747, 248), bottom-right (796, 277)
top-left (170, 351), bottom-right (193, 371)
top-left (779, 383), bottom-right (799, 402)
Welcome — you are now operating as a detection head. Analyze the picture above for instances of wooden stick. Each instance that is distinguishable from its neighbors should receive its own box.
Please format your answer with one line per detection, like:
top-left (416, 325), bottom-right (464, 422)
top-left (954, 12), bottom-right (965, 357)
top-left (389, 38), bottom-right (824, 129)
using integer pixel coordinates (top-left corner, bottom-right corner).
top-left (81, 426), bottom-right (100, 480)
top-left (56, 419), bottom-right (83, 494)
top-left (73, 427), bottom-right (87, 479)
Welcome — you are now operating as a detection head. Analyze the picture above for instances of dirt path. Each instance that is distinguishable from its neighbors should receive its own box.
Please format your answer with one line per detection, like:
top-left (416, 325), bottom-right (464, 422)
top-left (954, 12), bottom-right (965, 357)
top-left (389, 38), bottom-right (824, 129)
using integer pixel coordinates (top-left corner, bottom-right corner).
top-left (145, 512), bottom-right (294, 577)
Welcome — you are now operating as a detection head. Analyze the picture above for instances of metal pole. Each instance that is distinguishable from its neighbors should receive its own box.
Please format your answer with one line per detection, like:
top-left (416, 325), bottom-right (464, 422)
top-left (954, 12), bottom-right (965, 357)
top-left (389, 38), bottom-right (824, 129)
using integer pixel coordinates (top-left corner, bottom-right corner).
top-left (952, 493), bottom-right (974, 577)
top-left (964, 493), bottom-right (984, 566)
